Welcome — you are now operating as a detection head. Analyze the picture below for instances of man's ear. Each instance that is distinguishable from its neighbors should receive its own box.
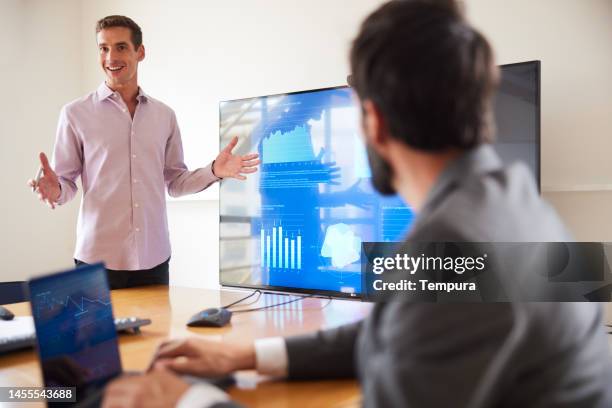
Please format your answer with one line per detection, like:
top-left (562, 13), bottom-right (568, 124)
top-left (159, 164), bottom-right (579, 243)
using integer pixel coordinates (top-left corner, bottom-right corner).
top-left (362, 100), bottom-right (391, 158)
top-left (137, 44), bottom-right (145, 62)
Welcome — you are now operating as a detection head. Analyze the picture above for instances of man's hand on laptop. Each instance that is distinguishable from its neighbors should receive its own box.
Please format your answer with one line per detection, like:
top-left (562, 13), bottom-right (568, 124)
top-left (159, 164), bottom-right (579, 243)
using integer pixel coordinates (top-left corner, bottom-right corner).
top-left (102, 367), bottom-right (190, 408)
top-left (150, 337), bottom-right (256, 377)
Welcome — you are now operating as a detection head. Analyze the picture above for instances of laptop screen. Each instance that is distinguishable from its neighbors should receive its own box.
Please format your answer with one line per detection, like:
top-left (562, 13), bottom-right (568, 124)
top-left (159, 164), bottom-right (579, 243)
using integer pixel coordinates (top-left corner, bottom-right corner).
top-left (28, 263), bottom-right (122, 388)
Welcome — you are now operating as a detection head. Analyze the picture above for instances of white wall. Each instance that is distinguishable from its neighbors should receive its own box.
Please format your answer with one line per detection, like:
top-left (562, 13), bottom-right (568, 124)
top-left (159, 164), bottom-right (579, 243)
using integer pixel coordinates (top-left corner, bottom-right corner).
top-left (0, 0), bottom-right (82, 283)
top-left (2, 0), bottom-right (611, 287)
top-left (465, 0), bottom-right (612, 191)
top-left (464, 0), bottom-right (612, 241)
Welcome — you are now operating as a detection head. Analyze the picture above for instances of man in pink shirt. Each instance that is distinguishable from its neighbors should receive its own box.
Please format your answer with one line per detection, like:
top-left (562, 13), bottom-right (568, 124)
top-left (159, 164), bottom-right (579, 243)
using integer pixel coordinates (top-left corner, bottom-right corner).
top-left (28, 15), bottom-right (259, 289)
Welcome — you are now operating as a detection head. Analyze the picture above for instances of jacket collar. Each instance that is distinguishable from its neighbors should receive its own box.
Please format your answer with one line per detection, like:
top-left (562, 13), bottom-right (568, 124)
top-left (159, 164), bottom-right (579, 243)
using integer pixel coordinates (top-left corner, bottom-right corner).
top-left (416, 144), bottom-right (503, 221)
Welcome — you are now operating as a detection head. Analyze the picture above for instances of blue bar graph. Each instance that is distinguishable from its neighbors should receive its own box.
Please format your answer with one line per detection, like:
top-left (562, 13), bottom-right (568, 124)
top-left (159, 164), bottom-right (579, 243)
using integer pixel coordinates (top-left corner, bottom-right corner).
top-left (260, 229), bottom-right (265, 267)
top-left (272, 227), bottom-right (277, 268)
top-left (266, 235), bottom-right (270, 267)
top-left (284, 238), bottom-right (289, 269)
top-left (291, 239), bottom-right (295, 269)
top-left (297, 235), bottom-right (301, 269)
top-left (278, 226), bottom-right (283, 267)
top-left (260, 225), bottom-right (302, 270)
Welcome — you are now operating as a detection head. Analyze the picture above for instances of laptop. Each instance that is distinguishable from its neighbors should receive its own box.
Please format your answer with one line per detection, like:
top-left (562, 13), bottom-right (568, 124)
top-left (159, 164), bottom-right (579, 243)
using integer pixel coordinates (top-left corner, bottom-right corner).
top-left (27, 263), bottom-right (235, 407)
top-left (27, 263), bottom-right (122, 407)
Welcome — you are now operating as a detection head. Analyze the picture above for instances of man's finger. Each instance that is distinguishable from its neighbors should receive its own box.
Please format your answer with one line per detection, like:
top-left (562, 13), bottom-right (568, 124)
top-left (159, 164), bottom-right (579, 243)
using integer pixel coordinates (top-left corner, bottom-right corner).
top-left (39, 152), bottom-right (53, 174)
top-left (233, 174), bottom-right (247, 181)
top-left (148, 340), bottom-right (179, 370)
top-left (154, 339), bottom-right (194, 360)
top-left (154, 340), bottom-right (185, 358)
top-left (241, 153), bottom-right (259, 161)
top-left (168, 357), bottom-right (205, 376)
top-left (242, 159), bottom-right (260, 167)
top-left (152, 359), bottom-right (174, 371)
top-left (240, 167), bottom-right (257, 174)
top-left (222, 136), bottom-right (239, 153)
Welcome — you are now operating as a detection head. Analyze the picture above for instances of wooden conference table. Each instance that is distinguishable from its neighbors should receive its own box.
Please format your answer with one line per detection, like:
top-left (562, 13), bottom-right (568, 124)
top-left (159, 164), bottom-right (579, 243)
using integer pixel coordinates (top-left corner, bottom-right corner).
top-left (0, 286), bottom-right (373, 407)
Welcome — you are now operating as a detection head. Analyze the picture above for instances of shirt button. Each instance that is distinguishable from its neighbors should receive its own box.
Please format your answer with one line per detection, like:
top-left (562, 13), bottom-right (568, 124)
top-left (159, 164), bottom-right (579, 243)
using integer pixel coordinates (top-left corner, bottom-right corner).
top-left (133, 179), bottom-right (138, 183)
top-left (135, 227), bottom-right (140, 232)
top-left (132, 154), bottom-right (136, 159)
top-left (134, 203), bottom-right (139, 208)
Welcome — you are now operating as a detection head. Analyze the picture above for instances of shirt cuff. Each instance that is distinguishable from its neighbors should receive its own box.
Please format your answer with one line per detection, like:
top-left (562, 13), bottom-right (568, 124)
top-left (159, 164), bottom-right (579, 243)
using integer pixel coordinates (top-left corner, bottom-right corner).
top-left (177, 383), bottom-right (229, 408)
top-left (207, 161), bottom-right (222, 181)
top-left (56, 179), bottom-right (68, 205)
top-left (254, 337), bottom-right (288, 378)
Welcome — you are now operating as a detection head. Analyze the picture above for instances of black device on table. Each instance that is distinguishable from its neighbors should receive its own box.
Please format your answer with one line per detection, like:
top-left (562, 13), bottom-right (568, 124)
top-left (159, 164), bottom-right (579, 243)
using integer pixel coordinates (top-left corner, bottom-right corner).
top-left (0, 305), bottom-right (14, 320)
top-left (187, 307), bottom-right (232, 327)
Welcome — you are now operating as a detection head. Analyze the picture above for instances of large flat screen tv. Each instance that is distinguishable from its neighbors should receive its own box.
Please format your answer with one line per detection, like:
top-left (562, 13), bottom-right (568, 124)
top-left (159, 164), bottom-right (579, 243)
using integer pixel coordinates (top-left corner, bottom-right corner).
top-left (219, 60), bottom-right (540, 298)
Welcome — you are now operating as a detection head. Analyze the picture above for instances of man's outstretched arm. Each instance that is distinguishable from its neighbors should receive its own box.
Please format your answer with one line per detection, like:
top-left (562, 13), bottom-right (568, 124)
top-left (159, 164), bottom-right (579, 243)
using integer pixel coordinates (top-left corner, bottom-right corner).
top-left (164, 112), bottom-right (259, 197)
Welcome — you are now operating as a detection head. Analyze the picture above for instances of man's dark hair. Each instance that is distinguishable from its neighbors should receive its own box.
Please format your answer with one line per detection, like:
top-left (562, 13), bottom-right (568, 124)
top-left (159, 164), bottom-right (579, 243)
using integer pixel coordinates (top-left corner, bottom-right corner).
top-left (350, 0), bottom-right (499, 151)
top-left (96, 15), bottom-right (143, 50)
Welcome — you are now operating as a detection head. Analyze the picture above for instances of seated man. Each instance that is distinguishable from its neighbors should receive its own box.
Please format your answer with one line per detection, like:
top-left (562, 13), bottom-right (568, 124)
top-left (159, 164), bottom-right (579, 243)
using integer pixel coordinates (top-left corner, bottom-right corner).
top-left (102, 1), bottom-right (612, 407)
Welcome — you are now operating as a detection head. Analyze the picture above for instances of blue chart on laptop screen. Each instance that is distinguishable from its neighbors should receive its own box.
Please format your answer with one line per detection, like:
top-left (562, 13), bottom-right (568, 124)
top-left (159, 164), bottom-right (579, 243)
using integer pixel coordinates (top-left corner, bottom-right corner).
top-left (29, 264), bottom-right (121, 387)
top-left (219, 87), bottom-right (413, 295)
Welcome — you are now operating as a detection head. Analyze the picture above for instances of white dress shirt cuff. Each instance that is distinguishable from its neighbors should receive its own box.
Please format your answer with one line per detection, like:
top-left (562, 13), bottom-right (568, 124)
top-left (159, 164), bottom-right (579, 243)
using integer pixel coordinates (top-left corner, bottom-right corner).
top-left (177, 383), bottom-right (229, 408)
top-left (254, 337), bottom-right (288, 377)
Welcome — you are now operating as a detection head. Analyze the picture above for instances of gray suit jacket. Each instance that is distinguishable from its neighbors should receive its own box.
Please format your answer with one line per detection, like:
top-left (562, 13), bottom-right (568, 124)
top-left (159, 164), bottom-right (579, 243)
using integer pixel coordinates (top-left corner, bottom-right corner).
top-left (285, 145), bottom-right (612, 407)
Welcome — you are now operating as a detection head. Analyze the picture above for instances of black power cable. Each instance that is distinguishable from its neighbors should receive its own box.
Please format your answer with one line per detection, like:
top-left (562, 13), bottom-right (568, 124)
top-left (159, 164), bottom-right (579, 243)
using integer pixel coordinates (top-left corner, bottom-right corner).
top-left (222, 289), bottom-right (333, 314)
top-left (222, 289), bottom-right (261, 309)
top-left (232, 293), bottom-right (332, 314)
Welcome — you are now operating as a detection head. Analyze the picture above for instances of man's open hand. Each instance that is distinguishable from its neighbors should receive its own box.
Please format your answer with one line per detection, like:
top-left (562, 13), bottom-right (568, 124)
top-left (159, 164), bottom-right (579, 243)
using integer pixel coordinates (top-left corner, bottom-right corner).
top-left (213, 136), bottom-right (260, 180)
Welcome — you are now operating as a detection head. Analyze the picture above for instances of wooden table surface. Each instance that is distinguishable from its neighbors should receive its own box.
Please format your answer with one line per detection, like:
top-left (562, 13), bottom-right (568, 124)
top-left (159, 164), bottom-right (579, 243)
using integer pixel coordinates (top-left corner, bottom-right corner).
top-left (0, 286), bottom-right (373, 407)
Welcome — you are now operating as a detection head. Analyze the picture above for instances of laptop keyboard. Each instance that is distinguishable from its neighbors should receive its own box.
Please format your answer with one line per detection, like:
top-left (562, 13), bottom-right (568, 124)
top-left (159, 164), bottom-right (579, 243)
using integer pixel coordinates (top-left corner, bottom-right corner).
top-left (0, 317), bottom-right (151, 355)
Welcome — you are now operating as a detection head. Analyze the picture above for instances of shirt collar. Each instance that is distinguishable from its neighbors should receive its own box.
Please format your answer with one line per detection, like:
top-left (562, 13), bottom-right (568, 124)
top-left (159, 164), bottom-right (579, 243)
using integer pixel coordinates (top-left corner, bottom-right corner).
top-left (96, 82), bottom-right (149, 103)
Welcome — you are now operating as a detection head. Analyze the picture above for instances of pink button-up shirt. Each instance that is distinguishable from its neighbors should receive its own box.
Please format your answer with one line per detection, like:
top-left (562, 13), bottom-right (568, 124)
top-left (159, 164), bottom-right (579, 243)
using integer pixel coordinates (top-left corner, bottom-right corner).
top-left (52, 83), bottom-right (218, 270)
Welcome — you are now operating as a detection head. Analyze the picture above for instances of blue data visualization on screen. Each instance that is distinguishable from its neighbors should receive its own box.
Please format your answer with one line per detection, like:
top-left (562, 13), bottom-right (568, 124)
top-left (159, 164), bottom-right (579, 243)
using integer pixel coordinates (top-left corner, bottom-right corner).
top-left (29, 264), bottom-right (121, 387)
top-left (219, 87), bottom-right (414, 296)
top-left (219, 63), bottom-right (539, 296)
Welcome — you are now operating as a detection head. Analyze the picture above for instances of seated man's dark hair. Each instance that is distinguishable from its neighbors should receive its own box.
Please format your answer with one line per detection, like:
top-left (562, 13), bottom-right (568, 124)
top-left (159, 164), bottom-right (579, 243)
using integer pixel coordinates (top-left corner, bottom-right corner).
top-left (350, 0), bottom-right (499, 150)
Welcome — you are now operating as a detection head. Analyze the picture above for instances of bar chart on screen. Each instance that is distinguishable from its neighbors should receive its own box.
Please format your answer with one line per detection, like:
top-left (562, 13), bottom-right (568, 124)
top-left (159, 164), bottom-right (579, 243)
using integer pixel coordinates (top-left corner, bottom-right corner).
top-left (260, 224), bottom-right (302, 270)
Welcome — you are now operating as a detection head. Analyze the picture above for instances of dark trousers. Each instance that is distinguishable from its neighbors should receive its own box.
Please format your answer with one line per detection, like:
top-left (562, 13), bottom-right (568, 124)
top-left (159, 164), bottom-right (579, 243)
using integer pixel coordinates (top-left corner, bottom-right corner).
top-left (74, 258), bottom-right (170, 290)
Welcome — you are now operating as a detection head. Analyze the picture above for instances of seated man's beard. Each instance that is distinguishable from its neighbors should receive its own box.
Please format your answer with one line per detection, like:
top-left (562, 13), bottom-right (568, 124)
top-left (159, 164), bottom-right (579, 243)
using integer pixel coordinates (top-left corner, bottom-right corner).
top-left (366, 146), bottom-right (395, 195)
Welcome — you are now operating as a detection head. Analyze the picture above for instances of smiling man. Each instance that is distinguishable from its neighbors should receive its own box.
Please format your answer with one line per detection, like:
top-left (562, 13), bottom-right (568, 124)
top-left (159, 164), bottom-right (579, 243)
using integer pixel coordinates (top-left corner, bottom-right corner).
top-left (28, 15), bottom-right (259, 288)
